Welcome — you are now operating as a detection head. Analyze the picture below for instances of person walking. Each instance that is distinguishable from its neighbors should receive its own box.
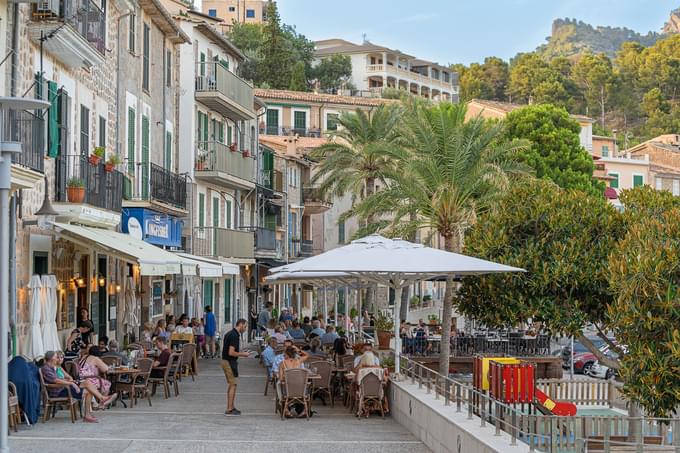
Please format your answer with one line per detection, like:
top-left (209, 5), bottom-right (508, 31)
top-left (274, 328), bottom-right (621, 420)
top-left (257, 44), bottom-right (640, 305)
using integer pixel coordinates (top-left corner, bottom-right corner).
top-left (222, 319), bottom-right (250, 416)
top-left (257, 302), bottom-right (273, 333)
top-left (203, 306), bottom-right (217, 358)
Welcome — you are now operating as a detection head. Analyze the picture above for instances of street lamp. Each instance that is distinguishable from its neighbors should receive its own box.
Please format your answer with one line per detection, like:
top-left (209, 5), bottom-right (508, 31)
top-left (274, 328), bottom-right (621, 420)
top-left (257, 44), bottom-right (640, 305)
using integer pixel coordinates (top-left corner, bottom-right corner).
top-left (22, 176), bottom-right (59, 229)
top-left (0, 97), bottom-right (50, 453)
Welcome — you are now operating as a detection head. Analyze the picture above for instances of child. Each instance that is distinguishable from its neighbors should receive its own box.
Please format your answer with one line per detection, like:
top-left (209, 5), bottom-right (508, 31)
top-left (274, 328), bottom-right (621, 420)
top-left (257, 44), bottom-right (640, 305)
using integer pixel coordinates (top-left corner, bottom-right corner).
top-left (192, 318), bottom-right (205, 357)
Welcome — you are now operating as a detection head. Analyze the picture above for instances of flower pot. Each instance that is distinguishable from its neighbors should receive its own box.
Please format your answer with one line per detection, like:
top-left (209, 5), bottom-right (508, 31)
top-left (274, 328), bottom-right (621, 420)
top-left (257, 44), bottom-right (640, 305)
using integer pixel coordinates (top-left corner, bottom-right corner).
top-left (67, 186), bottom-right (85, 203)
top-left (104, 163), bottom-right (115, 172)
top-left (229, 143), bottom-right (237, 152)
top-left (377, 330), bottom-right (392, 350)
top-left (242, 150), bottom-right (250, 158)
top-left (89, 155), bottom-right (102, 166)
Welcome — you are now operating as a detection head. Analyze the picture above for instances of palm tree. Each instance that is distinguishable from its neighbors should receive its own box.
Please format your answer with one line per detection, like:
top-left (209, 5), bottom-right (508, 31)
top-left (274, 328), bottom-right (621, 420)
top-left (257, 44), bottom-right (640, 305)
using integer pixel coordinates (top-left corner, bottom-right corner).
top-left (352, 100), bottom-right (530, 376)
top-left (309, 104), bottom-right (403, 231)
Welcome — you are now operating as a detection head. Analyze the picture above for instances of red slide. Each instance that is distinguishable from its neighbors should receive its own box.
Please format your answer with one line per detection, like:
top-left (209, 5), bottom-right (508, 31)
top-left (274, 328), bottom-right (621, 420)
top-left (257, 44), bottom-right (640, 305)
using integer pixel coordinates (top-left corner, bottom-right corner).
top-left (534, 388), bottom-right (577, 416)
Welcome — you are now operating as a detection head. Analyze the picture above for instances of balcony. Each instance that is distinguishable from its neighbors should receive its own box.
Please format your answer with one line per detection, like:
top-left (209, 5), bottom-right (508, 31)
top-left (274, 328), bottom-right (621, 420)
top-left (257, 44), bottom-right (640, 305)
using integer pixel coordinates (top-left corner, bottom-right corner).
top-left (302, 185), bottom-right (332, 214)
top-left (193, 227), bottom-right (254, 261)
top-left (259, 125), bottom-right (322, 138)
top-left (261, 168), bottom-right (284, 193)
top-left (2, 109), bottom-right (45, 191)
top-left (54, 154), bottom-right (125, 214)
top-left (242, 226), bottom-right (279, 259)
top-left (195, 62), bottom-right (256, 121)
top-left (195, 141), bottom-right (256, 190)
top-left (300, 239), bottom-right (313, 257)
top-left (365, 64), bottom-right (456, 91)
top-left (28, 0), bottom-right (106, 69)
top-left (123, 162), bottom-right (188, 216)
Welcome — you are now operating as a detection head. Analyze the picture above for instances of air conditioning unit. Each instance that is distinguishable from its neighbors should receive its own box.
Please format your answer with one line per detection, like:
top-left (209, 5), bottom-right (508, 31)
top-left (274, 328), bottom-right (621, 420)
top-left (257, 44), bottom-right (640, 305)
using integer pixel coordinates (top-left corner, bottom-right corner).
top-left (33, 0), bottom-right (59, 14)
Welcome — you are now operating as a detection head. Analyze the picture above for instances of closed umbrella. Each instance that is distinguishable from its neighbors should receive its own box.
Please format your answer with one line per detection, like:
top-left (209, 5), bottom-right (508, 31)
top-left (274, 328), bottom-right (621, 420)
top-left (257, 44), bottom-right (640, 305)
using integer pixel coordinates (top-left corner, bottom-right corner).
top-left (26, 275), bottom-right (44, 359)
top-left (40, 275), bottom-right (60, 351)
top-left (123, 277), bottom-right (139, 335)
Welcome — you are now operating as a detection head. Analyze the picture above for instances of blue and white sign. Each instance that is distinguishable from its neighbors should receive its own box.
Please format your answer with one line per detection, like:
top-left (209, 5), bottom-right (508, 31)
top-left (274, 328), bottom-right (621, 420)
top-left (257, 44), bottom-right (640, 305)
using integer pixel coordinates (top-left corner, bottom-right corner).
top-left (122, 208), bottom-right (183, 247)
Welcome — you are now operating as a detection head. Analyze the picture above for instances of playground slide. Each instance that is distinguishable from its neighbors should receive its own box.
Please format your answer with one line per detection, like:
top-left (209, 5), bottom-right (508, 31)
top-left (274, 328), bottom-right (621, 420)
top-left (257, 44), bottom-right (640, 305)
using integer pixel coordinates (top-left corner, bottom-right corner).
top-left (534, 388), bottom-right (577, 416)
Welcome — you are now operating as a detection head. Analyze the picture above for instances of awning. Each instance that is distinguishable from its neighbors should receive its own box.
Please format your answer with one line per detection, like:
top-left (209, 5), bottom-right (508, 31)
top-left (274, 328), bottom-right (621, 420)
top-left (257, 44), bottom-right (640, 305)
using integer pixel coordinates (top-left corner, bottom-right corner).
top-left (175, 253), bottom-right (239, 276)
top-left (173, 253), bottom-right (224, 278)
top-left (52, 222), bottom-right (182, 276)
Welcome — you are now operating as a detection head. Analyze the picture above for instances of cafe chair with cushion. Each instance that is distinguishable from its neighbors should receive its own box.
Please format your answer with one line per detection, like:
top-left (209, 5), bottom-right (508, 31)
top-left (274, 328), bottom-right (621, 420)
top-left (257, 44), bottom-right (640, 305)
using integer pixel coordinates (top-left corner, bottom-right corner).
top-left (357, 372), bottom-right (385, 418)
top-left (280, 369), bottom-right (310, 420)
top-left (308, 360), bottom-right (334, 407)
top-left (149, 353), bottom-right (181, 399)
top-left (38, 368), bottom-right (81, 423)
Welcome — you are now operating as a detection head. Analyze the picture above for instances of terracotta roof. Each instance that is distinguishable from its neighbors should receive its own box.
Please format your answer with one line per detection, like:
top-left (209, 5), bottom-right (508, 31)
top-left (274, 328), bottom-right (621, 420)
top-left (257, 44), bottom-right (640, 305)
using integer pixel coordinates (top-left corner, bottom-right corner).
top-left (592, 134), bottom-right (616, 141)
top-left (314, 39), bottom-right (415, 59)
top-left (650, 162), bottom-right (680, 176)
top-left (259, 135), bottom-right (328, 151)
top-left (468, 99), bottom-right (595, 123)
top-left (139, 0), bottom-right (191, 44)
top-left (194, 23), bottom-right (245, 61)
top-left (253, 89), bottom-right (393, 107)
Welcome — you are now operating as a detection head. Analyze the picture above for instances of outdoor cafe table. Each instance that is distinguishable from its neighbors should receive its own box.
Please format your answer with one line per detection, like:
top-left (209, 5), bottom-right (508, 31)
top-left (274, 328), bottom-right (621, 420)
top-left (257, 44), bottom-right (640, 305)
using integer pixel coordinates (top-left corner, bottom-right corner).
top-left (106, 367), bottom-right (142, 408)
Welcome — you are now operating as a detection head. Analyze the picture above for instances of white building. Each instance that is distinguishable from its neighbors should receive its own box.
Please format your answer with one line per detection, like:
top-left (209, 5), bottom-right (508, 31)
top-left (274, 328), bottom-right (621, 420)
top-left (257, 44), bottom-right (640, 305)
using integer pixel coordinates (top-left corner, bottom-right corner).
top-left (314, 38), bottom-right (459, 102)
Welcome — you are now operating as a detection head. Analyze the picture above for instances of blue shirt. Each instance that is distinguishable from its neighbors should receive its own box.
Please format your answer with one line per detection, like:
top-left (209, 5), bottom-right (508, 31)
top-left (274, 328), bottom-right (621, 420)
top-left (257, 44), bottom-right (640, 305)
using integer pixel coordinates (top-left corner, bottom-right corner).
top-left (289, 328), bottom-right (305, 339)
top-left (204, 312), bottom-right (217, 337)
top-left (271, 353), bottom-right (285, 374)
top-left (262, 346), bottom-right (277, 375)
top-left (310, 327), bottom-right (325, 337)
top-left (321, 332), bottom-right (339, 345)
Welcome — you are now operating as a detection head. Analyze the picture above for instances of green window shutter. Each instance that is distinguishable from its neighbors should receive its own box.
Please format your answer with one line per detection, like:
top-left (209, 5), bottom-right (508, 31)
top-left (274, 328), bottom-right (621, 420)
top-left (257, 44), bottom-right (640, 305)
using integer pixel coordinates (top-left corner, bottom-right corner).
top-left (210, 118), bottom-right (216, 140)
top-left (217, 122), bottom-right (224, 143)
top-left (165, 131), bottom-right (172, 170)
top-left (265, 109), bottom-right (278, 133)
top-left (141, 115), bottom-right (150, 199)
top-left (224, 279), bottom-right (231, 323)
top-left (200, 53), bottom-right (206, 76)
top-left (198, 193), bottom-right (205, 227)
top-left (220, 59), bottom-right (229, 70)
top-left (142, 23), bottom-right (150, 90)
top-left (212, 197), bottom-right (220, 228)
top-left (203, 280), bottom-right (213, 309)
top-left (127, 108), bottom-right (136, 174)
top-left (633, 174), bottom-right (644, 187)
top-left (196, 111), bottom-right (202, 144)
top-left (203, 113), bottom-right (209, 142)
top-left (609, 173), bottom-right (619, 189)
top-left (326, 113), bottom-right (339, 131)
top-left (225, 201), bottom-right (232, 229)
top-left (47, 81), bottom-right (59, 157)
top-left (227, 125), bottom-right (232, 145)
top-left (294, 111), bottom-right (306, 130)
top-left (263, 150), bottom-right (273, 171)
top-left (338, 221), bottom-right (345, 244)
top-left (265, 213), bottom-right (276, 231)
top-left (34, 72), bottom-right (44, 100)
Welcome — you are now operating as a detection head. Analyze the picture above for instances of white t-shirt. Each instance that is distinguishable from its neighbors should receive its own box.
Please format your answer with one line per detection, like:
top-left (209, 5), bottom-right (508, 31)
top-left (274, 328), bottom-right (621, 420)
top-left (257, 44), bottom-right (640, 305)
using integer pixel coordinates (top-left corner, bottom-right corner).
top-left (175, 325), bottom-right (193, 334)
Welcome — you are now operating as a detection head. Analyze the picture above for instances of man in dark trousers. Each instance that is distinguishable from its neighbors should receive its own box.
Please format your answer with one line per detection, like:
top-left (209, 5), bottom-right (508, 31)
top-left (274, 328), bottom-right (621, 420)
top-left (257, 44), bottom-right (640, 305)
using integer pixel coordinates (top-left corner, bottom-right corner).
top-left (222, 319), bottom-right (250, 416)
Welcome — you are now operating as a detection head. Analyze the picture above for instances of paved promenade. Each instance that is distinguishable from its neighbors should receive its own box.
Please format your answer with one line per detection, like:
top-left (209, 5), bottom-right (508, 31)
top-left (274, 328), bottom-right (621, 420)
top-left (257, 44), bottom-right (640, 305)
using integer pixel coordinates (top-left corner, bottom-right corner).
top-left (9, 355), bottom-right (429, 453)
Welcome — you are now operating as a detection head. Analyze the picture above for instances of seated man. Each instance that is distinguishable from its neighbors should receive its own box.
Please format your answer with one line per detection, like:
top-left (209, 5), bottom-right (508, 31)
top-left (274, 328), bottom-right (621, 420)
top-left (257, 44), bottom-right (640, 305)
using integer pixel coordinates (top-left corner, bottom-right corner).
top-left (261, 337), bottom-right (278, 376)
top-left (272, 325), bottom-right (287, 344)
top-left (288, 321), bottom-right (305, 340)
top-left (102, 340), bottom-right (128, 366)
top-left (321, 325), bottom-right (339, 345)
top-left (309, 320), bottom-right (325, 338)
top-left (354, 343), bottom-right (380, 369)
top-left (271, 339), bottom-right (293, 376)
top-left (150, 336), bottom-right (171, 378)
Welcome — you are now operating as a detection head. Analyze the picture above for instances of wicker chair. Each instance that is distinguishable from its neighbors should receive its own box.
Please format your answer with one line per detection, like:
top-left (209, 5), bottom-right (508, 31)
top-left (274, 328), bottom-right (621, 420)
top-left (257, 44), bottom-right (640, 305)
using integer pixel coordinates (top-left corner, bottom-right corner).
top-left (356, 371), bottom-right (385, 418)
top-left (38, 368), bottom-right (81, 423)
top-left (117, 358), bottom-right (153, 407)
top-left (178, 343), bottom-right (196, 381)
top-left (8, 382), bottom-right (21, 432)
top-left (280, 368), bottom-right (310, 419)
top-left (308, 360), bottom-right (334, 407)
top-left (149, 353), bottom-right (182, 399)
top-left (101, 355), bottom-right (122, 367)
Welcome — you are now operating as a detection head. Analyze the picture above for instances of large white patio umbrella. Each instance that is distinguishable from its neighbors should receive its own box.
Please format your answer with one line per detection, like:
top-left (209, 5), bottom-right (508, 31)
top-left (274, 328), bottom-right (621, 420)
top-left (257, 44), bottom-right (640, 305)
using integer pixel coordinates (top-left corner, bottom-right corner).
top-left (26, 275), bottom-right (44, 359)
top-left (40, 275), bottom-right (61, 351)
top-left (269, 234), bottom-right (524, 374)
top-left (123, 276), bottom-right (139, 338)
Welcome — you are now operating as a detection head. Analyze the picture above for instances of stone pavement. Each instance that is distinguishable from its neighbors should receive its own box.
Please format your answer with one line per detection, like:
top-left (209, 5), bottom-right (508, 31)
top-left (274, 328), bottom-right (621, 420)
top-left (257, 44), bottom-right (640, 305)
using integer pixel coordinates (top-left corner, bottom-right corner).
top-left (9, 354), bottom-right (430, 453)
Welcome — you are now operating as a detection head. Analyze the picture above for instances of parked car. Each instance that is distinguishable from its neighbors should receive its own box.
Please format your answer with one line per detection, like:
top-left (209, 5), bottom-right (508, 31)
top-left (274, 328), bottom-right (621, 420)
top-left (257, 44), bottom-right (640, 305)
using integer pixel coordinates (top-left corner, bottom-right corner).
top-left (561, 337), bottom-right (614, 374)
top-left (587, 348), bottom-right (625, 380)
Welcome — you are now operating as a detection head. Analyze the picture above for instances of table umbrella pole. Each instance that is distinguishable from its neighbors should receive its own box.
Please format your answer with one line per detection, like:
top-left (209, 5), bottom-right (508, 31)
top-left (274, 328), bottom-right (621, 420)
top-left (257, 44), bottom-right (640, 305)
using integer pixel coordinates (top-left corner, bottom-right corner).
top-left (393, 286), bottom-right (402, 376)
top-left (323, 287), bottom-right (327, 326)
top-left (357, 280), bottom-right (362, 340)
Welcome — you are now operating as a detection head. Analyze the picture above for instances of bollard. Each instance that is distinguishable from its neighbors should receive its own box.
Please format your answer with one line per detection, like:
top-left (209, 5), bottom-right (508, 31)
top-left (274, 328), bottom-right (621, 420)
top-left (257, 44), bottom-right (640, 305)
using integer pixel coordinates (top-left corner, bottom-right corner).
top-left (494, 404), bottom-right (501, 436)
top-left (444, 379), bottom-right (450, 406)
top-left (511, 410), bottom-right (517, 445)
top-left (456, 383), bottom-right (461, 412)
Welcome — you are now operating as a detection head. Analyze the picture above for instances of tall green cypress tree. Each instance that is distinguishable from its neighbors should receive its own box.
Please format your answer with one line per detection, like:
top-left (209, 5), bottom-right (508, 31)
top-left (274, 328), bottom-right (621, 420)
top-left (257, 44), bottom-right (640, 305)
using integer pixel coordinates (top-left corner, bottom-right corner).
top-left (261, 2), bottom-right (292, 89)
top-left (288, 61), bottom-right (308, 91)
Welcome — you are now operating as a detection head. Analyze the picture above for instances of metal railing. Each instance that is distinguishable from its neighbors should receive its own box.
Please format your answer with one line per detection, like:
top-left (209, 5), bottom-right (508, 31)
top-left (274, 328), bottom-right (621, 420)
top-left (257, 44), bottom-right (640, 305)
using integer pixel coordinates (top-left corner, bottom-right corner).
top-left (195, 140), bottom-right (255, 182)
top-left (195, 61), bottom-right (254, 113)
top-left (33, 0), bottom-right (106, 54)
top-left (2, 109), bottom-right (45, 173)
top-left (192, 226), bottom-right (254, 260)
top-left (399, 356), bottom-right (680, 452)
top-left (259, 125), bottom-right (322, 137)
top-left (123, 162), bottom-right (187, 210)
top-left (54, 153), bottom-right (125, 211)
top-left (302, 185), bottom-right (330, 204)
top-left (241, 226), bottom-right (276, 251)
top-left (261, 169), bottom-right (283, 192)
top-left (300, 239), bottom-right (313, 257)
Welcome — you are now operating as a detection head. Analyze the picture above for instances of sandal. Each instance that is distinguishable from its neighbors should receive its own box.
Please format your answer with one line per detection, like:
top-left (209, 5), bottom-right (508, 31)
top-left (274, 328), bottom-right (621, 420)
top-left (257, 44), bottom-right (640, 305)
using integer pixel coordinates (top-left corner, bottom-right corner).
top-left (101, 393), bottom-right (118, 409)
top-left (83, 415), bottom-right (99, 423)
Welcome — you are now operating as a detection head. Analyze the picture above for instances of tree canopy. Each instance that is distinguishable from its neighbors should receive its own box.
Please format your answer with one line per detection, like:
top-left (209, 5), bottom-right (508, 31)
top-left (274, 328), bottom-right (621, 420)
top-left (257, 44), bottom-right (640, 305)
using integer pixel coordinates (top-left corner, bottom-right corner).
top-left (311, 54), bottom-right (352, 91)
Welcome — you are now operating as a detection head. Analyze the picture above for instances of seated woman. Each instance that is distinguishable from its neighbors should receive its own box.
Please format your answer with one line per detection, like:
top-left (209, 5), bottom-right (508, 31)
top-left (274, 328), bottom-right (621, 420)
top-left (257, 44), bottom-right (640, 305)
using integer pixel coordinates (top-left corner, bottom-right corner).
top-left (77, 346), bottom-right (115, 406)
top-left (142, 322), bottom-right (154, 342)
top-left (64, 323), bottom-right (90, 361)
top-left (42, 350), bottom-right (116, 423)
top-left (154, 319), bottom-right (169, 341)
top-left (272, 325), bottom-right (287, 344)
top-left (278, 346), bottom-right (310, 418)
top-left (355, 351), bottom-right (389, 414)
top-left (308, 338), bottom-right (327, 358)
top-left (265, 319), bottom-right (277, 338)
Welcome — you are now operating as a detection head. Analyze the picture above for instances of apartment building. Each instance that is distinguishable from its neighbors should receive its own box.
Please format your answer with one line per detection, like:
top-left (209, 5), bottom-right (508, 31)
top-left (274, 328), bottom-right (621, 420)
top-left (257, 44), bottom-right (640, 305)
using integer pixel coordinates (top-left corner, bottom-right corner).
top-left (314, 39), bottom-right (459, 102)
top-left (202, 0), bottom-right (268, 32)
top-left (627, 135), bottom-right (680, 196)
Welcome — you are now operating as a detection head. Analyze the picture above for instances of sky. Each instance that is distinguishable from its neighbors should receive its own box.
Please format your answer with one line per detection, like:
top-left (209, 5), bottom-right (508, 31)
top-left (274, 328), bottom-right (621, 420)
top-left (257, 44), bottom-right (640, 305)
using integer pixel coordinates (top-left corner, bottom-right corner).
top-left (277, 0), bottom-right (678, 65)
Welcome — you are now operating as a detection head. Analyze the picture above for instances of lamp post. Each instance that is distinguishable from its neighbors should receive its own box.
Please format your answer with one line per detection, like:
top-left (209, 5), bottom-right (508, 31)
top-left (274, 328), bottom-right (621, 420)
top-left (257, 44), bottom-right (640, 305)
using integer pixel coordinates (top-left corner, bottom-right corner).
top-left (0, 97), bottom-right (50, 453)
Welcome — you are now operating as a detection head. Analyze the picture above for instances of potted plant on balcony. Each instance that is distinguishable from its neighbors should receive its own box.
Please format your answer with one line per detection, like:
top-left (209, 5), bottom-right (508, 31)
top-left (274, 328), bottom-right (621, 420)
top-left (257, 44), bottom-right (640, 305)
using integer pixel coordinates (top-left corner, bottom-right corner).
top-left (67, 178), bottom-right (85, 203)
top-left (195, 154), bottom-right (207, 171)
top-left (104, 154), bottom-right (122, 172)
top-left (427, 314), bottom-right (440, 326)
top-left (89, 146), bottom-right (105, 165)
top-left (375, 312), bottom-right (394, 350)
top-left (229, 142), bottom-right (237, 152)
top-left (242, 149), bottom-right (250, 158)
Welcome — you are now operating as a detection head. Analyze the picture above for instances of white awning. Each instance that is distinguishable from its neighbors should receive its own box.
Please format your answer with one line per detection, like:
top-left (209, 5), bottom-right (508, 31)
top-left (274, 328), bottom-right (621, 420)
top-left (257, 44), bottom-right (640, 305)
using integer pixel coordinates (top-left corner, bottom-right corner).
top-left (173, 253), bottom-right (223, 278)
top-left (52, 222), bottom-right (182, 276)
top-left (175, 253), bottom-right (239, 276)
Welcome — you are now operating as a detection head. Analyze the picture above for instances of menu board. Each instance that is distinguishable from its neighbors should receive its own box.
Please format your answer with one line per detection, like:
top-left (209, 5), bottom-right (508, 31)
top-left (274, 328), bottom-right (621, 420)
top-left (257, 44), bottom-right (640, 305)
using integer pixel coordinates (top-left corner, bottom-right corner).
top-left (109, 294), bottom-right (117, 332)
top-left (90, 293), bottom-right (99, 334)
top-left (152, 281), bottom-right (163, 317)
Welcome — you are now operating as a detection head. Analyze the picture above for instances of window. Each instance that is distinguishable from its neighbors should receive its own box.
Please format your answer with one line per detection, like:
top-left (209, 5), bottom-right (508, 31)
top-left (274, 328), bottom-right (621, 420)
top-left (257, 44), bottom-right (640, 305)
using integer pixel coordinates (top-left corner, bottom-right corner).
top-left (265, 109), bottom-right (279, 134)
top-left (338, 221), bottom-right (345, 244)
top-left (223, 279), bottom-right (232, 323)
top-left (246, 8), bottom-right (255, 18)
top-left (656, 177), bottom-right (663, 190)
top-left (79, 105), bottom-right (89, 155)
top-left (127, 107), bottom-right (135, 174)
top-left (633, 174), bottom-right (644, 188)
top-left (208, 8), bottom-right (217, 17)
top-left (601, 145), bottom-right (609, 157)
top-left (165, 131), bottom-right (172, 170)
top-left (293, 111), bottom-right (307, 131)
top-left (141, 115), bottom-right (150, 198)
top-left (55, 88), bottom-right (70, 157)
top-left (212, 197), bottom-right (220, 228)
top-left (326, 113), bottom-right (339, 131)
top-left (128, 13), bottom-right (135, 52)
top-left (228, 6), bottom-right (235, 11)
top-left (608, 172), bottom-right (619, 189)
top-left (165, 49), bottom-right (172, 87)
top-left (674, 180), bottom-right (680, 196)
top-left (203, 280), bottom-right (213, 309)
top-left (197, 111), bottom-right (209, 144)
top-left (98, 116), bottom-right (106, 148)
top-left (198, 193), bottom-right (205, 227)
top-left (142, 23), bottom-right (150, 90)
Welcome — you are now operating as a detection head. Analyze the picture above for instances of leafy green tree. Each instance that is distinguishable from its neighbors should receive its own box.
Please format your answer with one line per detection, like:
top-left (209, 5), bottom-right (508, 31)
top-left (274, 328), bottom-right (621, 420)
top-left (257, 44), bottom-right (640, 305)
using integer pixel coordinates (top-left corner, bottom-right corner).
top-left (350, 102), bottom-right (530, 376)
top-left (260, 2), bottom-right (293, 89)
top-left (312, 55), bottom-right (352, 91)
top-left (481, 57), bottom-right (510, 101)
top-left (458, 180), bottom-right (623, 366)
top-left (637, 34), bottom-right (680, 101)
top-left (572, 52), bottom-right (615, 128)
top-left (503, 104), bottom-right (598, 194)
top-left (289, 61), bottom-right (308, 91)
top-left (507, 53), bottom-right (555, 103)
top-left (458, 63), bottom-right (493, 102)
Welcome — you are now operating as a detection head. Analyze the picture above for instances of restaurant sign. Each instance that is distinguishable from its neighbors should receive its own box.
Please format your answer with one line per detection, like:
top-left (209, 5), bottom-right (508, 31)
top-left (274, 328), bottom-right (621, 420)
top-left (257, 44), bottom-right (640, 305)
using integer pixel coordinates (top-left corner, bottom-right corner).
top-left (122, 208), bottom-right (183, 247)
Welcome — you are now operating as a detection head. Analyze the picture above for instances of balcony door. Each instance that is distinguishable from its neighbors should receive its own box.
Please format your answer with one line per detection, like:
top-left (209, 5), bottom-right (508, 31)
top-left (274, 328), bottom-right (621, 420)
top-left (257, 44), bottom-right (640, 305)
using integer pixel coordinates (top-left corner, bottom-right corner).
top-left (265, 109), bottom-right (279, 135)
top-left (212, 197), bottom-right (220, 256)
top-left (141, 115), bottom-right (150, 199)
